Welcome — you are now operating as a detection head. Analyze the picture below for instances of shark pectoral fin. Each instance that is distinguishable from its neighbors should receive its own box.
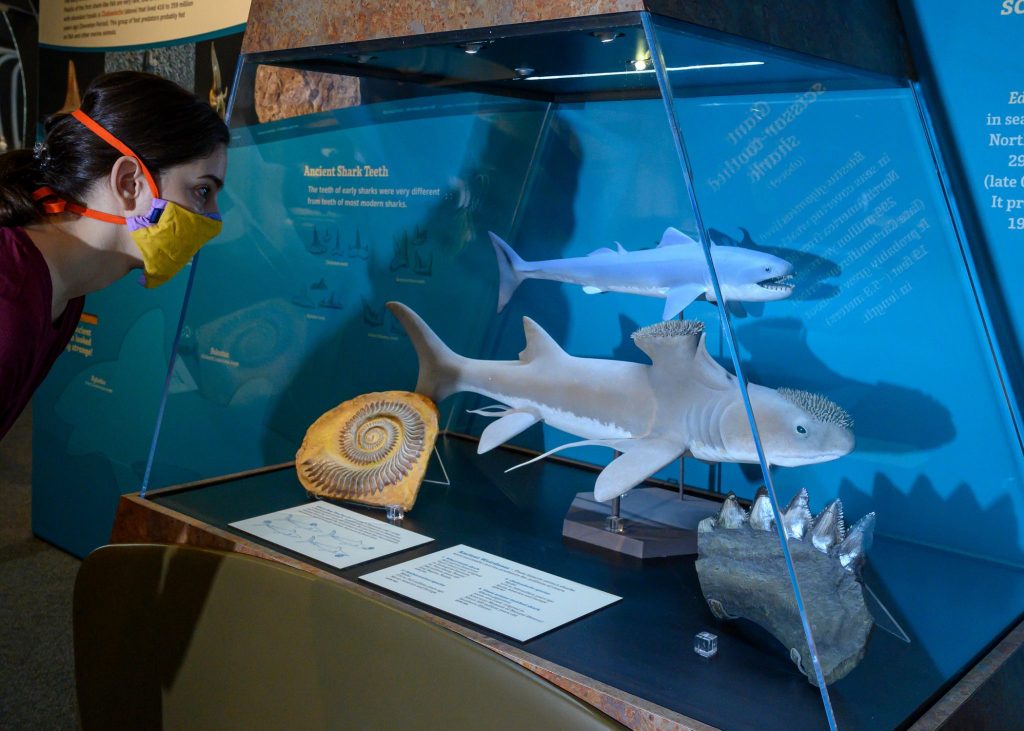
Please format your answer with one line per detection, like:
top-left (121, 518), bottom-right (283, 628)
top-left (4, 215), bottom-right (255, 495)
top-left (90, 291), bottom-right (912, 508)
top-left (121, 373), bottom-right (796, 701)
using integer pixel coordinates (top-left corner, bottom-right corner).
top-left (581, 286), bottom-right (605, 295)
top-left (593, 438), bottom-right (684, 502)
top-left (662, 285), bottom-right (705, 320)
top-left (478, 410), bottom-right (541, 454)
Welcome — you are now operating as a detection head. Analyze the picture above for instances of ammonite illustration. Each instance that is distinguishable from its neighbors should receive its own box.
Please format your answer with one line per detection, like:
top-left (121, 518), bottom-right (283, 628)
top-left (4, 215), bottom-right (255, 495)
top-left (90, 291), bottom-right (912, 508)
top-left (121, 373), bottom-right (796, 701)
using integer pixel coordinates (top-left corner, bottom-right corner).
top-left (695, 488), bottom-right (876, 686)
top-left (296, 391), bottom-right (439, 511)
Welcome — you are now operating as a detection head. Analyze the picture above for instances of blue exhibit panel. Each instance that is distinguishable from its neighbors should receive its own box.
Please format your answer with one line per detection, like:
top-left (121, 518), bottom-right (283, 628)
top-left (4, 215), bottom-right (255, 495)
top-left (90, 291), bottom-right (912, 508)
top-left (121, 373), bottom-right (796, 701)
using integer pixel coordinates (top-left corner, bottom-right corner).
top-left (148, 94), bottom-right (550, 487)
top-left (32, 275), bottom-right (189, 557)
top-left (901, 0), bottom-right (1024, 378)
top-left (677, 88), bottom-right (1024, 567)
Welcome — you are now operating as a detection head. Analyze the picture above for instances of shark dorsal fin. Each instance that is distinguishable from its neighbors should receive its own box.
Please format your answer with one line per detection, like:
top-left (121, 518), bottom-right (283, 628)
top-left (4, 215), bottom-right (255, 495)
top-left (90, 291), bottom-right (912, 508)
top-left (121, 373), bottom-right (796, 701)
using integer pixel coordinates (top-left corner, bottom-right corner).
top-left (631, 319), bottom-right (704, 364)
top-left (615, 242), bottom-right (628, 254)
top-left (587, 247), bottom-right (617, 257)
top-left (692, 333), bottom-right (734, 390)
top-left (657, 227), bottom-right (700, 248)
top-left (519, 317), bottom-right (567, 363)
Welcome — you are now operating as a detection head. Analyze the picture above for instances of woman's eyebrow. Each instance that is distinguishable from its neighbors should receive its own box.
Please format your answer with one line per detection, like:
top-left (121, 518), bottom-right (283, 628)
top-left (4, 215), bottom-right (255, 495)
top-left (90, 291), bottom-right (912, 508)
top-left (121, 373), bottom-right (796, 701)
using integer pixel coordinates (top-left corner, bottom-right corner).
top-left (199, 173), bottom-right (225, 190)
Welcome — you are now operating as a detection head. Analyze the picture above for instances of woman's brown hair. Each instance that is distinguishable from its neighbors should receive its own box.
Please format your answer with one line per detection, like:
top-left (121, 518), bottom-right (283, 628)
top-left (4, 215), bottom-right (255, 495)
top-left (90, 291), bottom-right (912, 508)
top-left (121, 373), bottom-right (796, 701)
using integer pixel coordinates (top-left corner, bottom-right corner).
top-left (0, 71), bottom-right (229, 227)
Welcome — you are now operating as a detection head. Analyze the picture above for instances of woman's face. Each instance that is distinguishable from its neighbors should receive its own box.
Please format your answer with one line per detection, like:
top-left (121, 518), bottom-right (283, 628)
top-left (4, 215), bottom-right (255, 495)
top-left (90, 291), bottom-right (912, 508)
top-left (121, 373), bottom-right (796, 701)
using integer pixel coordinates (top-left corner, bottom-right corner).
top-left (157, 143), bottom-right (228, 215)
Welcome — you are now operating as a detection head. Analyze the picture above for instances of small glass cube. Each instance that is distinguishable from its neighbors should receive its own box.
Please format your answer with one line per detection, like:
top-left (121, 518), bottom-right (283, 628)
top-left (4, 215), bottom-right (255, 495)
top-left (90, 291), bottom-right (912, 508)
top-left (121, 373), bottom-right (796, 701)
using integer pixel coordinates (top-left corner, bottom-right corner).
top-left (694, 631), bottom-right (718, 658)
top-left (385, 504), bottom-right (405, 523)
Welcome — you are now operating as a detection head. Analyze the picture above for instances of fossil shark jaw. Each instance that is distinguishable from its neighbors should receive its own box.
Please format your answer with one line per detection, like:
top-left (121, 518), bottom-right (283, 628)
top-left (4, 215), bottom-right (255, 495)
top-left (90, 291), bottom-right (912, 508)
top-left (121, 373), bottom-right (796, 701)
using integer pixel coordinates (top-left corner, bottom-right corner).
top-left (696, 490), bottom-right (876, 686)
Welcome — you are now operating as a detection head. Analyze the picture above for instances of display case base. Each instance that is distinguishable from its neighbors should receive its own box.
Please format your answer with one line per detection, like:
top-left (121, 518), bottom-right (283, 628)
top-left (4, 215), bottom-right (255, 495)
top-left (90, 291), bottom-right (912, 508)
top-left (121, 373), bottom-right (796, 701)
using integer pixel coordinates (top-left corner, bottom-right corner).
top-left (562, 488), bottom-right (719, 559)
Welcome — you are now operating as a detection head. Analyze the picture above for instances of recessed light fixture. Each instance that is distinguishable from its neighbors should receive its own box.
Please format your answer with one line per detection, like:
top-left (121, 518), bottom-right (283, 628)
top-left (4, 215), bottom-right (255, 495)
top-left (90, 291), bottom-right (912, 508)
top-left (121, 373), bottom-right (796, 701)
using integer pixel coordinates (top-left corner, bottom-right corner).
top-left (348, 54), bottom-right (377, 64)
top-left (591, 31), bottom-right (624, 43)
top-left (458, 41), bottom-right (491, 55)
top-left (631, 58), bottom-right (649, 72)
top-left (513, 67), bottom-right (535, 80)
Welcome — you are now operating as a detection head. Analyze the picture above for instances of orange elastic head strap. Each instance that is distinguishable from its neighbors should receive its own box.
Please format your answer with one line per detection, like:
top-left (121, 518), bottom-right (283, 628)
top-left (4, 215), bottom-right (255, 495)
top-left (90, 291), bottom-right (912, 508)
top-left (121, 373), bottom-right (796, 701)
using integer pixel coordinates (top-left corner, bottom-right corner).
top-left (32, 109), bottom-right (161, 224)
top-left (71, 109), bottom-right (161, 198)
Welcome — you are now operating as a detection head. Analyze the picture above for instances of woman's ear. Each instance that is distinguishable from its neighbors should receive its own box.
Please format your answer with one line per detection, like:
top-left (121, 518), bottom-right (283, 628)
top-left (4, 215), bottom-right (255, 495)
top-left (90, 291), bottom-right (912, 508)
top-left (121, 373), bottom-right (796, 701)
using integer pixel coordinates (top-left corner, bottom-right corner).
top-left (109, 155), bottom-right (152, 213)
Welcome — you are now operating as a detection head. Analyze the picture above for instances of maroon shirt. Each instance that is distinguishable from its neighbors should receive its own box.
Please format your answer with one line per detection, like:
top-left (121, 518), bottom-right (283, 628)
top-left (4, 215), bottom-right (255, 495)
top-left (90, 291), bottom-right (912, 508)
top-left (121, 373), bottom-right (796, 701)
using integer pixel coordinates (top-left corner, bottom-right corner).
top-left (0, 226), bottom-right (85, 439)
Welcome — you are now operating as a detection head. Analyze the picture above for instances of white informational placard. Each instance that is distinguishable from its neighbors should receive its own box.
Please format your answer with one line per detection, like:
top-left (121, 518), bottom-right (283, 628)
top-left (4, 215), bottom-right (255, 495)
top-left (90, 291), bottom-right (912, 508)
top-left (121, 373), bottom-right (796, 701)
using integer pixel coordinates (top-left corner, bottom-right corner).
top-left (231, 501), bottom-right (432, 570)
top-left (361, 545), bottom-right (621, 642)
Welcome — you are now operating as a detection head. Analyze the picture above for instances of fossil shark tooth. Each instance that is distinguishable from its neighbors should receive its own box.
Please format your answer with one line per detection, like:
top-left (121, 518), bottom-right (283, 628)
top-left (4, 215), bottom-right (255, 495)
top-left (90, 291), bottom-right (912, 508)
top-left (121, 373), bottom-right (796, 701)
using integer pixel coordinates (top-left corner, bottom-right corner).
top-left (748, 486), bottom-right (775, 531)
top-left (58, 60), bottom-right (81, 114)
top-left (835, 512), bottom-right (875, 574)
top-left (718, 492), bottom-right (748, 529)
top-left (696, 489), bottom-right (875, 686)
top-left (782, 488), bottom-right (812, 539)
top-left (810, 499), bottom-right (845, 553)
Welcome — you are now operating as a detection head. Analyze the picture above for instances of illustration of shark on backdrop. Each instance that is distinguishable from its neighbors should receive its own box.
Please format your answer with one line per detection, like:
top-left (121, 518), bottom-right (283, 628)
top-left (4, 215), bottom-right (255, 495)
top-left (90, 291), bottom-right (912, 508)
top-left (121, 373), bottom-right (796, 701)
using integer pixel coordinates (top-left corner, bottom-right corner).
top-left (490, 228), bottom-right (795, 320)
top-left (387, 302), bottom-right (853, 501)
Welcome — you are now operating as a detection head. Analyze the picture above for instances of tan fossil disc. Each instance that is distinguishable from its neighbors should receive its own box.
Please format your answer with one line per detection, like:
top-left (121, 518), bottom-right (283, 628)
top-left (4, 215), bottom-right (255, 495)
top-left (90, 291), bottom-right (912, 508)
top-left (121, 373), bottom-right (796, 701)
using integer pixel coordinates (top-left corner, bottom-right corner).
top-left (295, 391), bottom-right (438, 511)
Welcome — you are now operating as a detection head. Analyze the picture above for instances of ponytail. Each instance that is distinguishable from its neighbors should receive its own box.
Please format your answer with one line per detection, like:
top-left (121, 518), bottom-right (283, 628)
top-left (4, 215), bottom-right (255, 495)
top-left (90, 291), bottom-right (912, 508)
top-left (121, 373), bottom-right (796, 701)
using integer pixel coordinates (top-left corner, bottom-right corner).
top-left (0, 147), bottom-right (46, 227)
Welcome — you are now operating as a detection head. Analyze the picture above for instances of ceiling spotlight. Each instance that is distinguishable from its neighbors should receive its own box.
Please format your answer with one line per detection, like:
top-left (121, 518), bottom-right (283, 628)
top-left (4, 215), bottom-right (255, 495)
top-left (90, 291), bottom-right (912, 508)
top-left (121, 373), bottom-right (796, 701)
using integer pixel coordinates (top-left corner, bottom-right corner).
top-left (632, 58), bottom-right (649, 72)
top-left (591, 31), bottom-right (624, 43)
top-left (459, 41), bottom-right (491, 55)
top-left (513, 67), bottom-right (535, 80)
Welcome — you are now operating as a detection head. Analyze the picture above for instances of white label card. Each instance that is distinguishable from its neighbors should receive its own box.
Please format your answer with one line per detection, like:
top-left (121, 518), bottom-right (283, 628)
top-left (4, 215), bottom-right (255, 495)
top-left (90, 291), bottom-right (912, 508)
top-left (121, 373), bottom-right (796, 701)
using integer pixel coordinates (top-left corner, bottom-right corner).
top-left (230, 501), bottom-right (433, 570)
top-left (360, 545), bottom-right (621, 642)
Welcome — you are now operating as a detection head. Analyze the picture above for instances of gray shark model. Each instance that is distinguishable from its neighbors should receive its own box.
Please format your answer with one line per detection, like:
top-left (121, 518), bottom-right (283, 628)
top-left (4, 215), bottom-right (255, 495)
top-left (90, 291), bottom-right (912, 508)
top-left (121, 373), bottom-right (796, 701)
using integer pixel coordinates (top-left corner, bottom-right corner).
top-left (490, 228), bottom-right (795, 320)
top-left (387, 302), bottom-right (854, 502)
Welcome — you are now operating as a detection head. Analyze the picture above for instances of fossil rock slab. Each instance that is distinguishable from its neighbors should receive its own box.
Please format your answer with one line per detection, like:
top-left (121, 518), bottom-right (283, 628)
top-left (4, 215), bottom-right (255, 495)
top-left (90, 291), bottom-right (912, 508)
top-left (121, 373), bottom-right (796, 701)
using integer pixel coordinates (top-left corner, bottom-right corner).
top-left (296, 391), bottom-right (438, 511)
top-left (696, 490), bottom-right (875, 686)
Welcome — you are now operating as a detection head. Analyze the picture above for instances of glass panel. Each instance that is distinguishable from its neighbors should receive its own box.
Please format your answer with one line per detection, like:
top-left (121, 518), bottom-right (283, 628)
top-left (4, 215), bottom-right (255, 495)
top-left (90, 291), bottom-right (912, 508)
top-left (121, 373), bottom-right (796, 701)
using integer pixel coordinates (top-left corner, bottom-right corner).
top-left (143, 13), bottom-right (1024, 731)
top-left (648, 10), bottom-right (1024, 730)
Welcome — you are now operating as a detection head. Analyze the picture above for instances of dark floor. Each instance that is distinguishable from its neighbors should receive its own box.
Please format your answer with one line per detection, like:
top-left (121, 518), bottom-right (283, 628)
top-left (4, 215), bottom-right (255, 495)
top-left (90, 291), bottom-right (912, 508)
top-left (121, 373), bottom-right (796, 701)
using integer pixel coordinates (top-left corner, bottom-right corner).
top-left (0, 406), bottom-right (81, 730)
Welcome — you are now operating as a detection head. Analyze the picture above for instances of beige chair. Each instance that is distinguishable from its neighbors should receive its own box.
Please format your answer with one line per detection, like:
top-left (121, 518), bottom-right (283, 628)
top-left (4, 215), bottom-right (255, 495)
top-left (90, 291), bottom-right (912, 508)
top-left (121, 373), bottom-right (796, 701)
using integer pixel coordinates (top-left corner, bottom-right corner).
top-left (74, 543), bottom-right (626, 730)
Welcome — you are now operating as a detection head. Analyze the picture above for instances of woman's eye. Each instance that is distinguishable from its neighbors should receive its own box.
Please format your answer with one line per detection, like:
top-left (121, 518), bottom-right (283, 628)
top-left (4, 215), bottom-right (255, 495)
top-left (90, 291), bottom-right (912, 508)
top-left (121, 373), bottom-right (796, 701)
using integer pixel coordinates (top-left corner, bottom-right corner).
top-left (195, 185), bottom-right (211, 201)
top-left (796, 425), bottom-right (807, 435)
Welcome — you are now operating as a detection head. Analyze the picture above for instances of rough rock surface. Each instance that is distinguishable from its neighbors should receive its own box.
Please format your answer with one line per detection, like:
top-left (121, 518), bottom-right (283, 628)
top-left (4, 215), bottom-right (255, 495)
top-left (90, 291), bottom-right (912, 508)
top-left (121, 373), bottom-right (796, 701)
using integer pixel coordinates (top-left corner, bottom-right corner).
top-left (696, 526), bottom-right (874, 686)
top-left (254, 66), bottom-right (360, 123)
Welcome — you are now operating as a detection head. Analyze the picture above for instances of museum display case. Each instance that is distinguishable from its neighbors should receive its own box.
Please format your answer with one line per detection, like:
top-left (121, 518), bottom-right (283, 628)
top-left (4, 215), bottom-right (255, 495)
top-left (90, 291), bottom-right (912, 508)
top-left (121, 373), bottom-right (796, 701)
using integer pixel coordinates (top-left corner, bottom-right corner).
top-left (135, 11), bottom-right (1024, 730)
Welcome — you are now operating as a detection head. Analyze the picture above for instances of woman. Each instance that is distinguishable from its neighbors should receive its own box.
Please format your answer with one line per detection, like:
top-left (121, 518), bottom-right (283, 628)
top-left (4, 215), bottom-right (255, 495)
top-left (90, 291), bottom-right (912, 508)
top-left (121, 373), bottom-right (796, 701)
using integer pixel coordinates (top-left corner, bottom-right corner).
top-left (0, 71), bottom-right (229, 439)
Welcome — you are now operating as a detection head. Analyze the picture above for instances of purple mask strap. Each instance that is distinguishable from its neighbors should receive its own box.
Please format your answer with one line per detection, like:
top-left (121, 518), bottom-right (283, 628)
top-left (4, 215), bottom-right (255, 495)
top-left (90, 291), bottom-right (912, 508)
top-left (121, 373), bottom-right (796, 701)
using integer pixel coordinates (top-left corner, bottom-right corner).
top-left (126, 198), bottom-right (169, 232)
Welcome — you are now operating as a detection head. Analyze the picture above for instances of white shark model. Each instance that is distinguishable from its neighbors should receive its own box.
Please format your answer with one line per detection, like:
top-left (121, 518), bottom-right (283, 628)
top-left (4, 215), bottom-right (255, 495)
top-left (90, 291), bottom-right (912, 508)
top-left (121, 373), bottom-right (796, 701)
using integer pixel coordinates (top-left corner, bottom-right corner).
top-left (387, 302), bottom-right (854, 502)
top-left (490, 228), bottom-right (794, 320)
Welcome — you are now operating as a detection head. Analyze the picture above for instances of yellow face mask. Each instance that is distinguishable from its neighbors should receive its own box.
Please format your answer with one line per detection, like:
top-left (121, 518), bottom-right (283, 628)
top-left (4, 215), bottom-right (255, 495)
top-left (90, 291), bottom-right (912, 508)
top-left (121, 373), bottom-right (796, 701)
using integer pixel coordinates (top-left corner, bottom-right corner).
top-left (33, 109), bottom-right (223, 288)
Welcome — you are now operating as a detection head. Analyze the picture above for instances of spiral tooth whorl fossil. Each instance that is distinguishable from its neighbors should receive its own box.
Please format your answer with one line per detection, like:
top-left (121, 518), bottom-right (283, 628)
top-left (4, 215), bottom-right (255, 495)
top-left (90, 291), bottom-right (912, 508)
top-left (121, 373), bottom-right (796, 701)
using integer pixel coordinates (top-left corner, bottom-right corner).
top-left (296, 391), bottom-right (438, 511)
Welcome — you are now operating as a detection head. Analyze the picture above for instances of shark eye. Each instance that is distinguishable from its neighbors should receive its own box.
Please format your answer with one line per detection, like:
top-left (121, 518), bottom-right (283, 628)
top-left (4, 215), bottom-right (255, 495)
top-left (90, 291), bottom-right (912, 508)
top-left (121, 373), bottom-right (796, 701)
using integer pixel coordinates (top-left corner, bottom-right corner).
top-left (764, 266), bottom-right (772, 272)
top-left (796, 425), bottom-right (807, 435)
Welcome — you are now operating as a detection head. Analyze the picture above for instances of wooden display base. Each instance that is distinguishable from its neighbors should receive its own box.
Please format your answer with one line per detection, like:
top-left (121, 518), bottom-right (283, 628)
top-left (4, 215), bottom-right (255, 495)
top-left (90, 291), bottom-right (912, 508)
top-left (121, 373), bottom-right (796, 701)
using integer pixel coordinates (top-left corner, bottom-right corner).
top-left (562, 488), bottom-right (719, 559)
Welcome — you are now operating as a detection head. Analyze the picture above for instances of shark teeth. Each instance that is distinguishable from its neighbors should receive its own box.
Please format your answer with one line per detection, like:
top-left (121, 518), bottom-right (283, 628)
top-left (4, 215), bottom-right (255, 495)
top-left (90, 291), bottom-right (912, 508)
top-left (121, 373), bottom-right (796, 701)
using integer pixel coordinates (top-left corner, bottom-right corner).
top-left (835, 512), bottom-right (875, 575)
top-left (706, 489), bottom-right (872, 574)
top-left (810, 499), bottom-right (846, 553)
top-left (748, 486), bottom-right (774, 531)
top-left (783, 488), bottom-right (813, 539)
top-left (777, 388), bottom-right (854, 429)
top-left (717, 492), bottom-right (748, 529)
top-left (757, 274), bottom-right (795, 291)
top-left (631, 319), bottom-right (704, 341)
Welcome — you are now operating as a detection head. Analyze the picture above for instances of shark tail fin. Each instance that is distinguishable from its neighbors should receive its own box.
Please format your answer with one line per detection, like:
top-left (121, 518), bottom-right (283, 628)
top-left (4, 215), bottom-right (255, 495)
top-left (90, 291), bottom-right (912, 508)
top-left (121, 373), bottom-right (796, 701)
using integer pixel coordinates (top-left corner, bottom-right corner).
top-left (489, 232), bottom-right (528, 312)
top-left (386, 302), bottom-right (466, 402)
